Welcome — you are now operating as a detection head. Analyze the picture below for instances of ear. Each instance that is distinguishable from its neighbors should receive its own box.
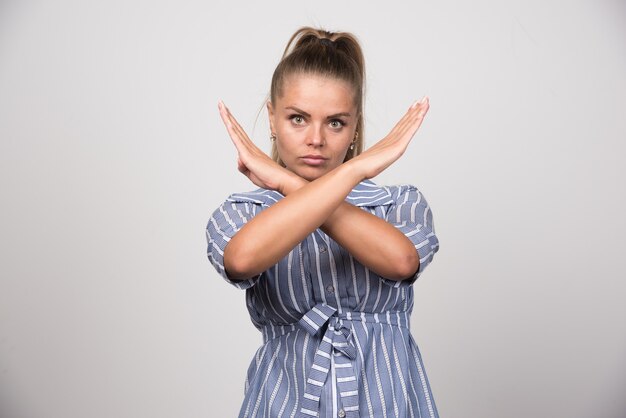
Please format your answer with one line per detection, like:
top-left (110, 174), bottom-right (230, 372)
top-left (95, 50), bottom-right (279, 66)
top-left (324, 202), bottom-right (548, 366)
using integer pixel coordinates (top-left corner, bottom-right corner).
top-left (266, 100), bottom-right (276, 134)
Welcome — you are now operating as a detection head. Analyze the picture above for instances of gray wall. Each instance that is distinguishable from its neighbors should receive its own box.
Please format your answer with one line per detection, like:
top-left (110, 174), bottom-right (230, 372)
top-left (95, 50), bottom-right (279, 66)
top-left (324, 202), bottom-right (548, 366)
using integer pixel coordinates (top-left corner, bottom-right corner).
top-left (1, 0), bottom-right (624, 417)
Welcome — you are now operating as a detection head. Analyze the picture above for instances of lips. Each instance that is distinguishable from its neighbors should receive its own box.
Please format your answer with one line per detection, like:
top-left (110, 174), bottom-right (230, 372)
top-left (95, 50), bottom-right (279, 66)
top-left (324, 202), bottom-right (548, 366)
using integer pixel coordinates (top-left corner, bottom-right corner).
top-left (301, 155), bottom-right (327, 166)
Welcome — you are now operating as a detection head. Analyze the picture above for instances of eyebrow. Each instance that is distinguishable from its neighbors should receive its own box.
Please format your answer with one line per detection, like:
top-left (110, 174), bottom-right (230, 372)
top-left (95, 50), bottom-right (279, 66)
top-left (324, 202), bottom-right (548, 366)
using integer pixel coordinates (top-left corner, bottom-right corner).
top-left (285, 106), bottom-right (351, 119)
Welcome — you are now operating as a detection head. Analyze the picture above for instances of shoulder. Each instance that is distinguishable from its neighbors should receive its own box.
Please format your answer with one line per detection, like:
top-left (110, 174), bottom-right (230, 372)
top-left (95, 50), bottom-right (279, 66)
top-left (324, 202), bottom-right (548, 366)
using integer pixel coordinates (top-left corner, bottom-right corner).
top-left (207, 188), bottom-right (282, 235)
top-left (208, 187), bottom-right (282, 223)
top-left (387, 184), bottom-right (426, 204)
top-left (347, 180), bottom-right (422, 207)
top-left (346, 179), bottom-right (394, 207)
top-left (224, 188), bottom-right (284, 208)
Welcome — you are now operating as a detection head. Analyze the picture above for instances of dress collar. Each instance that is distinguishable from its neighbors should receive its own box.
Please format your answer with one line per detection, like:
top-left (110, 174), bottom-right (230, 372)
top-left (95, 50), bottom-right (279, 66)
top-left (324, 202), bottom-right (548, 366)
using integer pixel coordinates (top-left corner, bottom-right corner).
top-left (227, 179), bottom-right (393, 207)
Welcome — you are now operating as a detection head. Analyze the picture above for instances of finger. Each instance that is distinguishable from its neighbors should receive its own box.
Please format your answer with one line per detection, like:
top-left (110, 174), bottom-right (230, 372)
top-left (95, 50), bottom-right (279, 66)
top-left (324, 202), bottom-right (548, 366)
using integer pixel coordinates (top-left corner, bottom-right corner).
top-left (380, 99), bottom-right (428, 150)
top-left (369, 102), bottom-right (419, 151)
top-left (223, 105), bottom-right (272, 161)
top-left (409, 98), bottom-right (429, 128)
top-left (411, 96), bottom-right (430, 117)
top-left (387, 101), bottom-right (420, 136)
top-left (365, 97), bottom-right (429, 154)
top-left (223, 104), bottom-right (255, 148)
top-left (220, 103), bottom-right (272, 168)
top-left (219, 102), bottom-right (253, 149)
top-left (230, 121), bottom-right (260, 158)
top-left (397, 97), bottom-right (429, 133)
top-left (402, 97), bottom-right (429, 131)
top-left (410, 96), bottom-right (428, 110)
top-left (218, 101), bottom-right (238, 135)
top-left (218, 101), bottom-right (233, 129)
top-left (218, 102), bottom-right (249, 155)
top-left (384, 98), bottom-right (428, 141)
top-left (400, 100), bottom-right (429, 140)
top-left (230, 117), bottom-right (255, 150)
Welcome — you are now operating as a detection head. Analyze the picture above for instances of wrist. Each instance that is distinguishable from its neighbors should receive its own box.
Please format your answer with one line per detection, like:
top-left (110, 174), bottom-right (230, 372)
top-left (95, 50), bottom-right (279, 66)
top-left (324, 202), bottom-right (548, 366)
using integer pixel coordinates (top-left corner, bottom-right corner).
top-left (280, 171), bottom-right (308, 195)
top-left (338, 158), bottom-right (366, 184)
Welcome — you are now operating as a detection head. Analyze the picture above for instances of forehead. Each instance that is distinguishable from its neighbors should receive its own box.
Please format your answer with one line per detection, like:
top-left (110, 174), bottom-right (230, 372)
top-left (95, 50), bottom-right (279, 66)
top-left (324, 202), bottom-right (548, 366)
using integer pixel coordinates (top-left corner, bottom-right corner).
top-left (277, 74), bottom-right (356, 112)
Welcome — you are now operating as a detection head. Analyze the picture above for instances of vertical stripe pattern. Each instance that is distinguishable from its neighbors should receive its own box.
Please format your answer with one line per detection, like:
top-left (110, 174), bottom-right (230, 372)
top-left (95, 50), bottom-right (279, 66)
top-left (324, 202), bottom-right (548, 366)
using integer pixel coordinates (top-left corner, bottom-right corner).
top-left (206, 180), bottom-right (440, 418)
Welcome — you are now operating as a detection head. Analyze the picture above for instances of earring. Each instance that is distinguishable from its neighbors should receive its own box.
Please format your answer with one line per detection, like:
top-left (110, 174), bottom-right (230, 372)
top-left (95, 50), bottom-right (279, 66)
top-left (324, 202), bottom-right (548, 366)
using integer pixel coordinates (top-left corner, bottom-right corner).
top-left (349, 130), bottom-right (358, 150)
top-left (270, 133), bottom-right (276, 142)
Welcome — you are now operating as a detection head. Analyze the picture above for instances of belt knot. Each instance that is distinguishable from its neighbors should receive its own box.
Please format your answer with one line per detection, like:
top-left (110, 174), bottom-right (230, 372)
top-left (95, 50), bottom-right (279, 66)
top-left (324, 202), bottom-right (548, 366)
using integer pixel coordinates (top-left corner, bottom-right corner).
top-left (298, 303), bottom-right (356, 359)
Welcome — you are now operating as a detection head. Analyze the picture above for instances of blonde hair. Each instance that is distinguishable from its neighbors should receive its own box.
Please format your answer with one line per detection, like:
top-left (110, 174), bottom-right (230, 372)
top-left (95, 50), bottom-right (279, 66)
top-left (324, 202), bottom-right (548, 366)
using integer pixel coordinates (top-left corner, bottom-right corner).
top-left (269, 27), bottom-right (366, 165)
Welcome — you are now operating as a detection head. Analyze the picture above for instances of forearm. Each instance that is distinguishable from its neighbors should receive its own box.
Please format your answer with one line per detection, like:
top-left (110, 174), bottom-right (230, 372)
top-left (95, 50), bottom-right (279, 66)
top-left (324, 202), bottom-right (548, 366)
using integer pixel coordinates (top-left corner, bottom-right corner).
top-left (321, 203), bottom-right (419, 280)
top-left (284, 175), bottom-right (420, 281)
top-left (224, 161), bottom-right (363, 280)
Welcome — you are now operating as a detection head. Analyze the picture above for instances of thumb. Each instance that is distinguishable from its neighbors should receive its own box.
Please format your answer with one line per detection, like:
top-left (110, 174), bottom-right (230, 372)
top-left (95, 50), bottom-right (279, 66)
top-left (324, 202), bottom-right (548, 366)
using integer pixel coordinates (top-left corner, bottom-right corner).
top-left (237, 158), bottom-right (250, 175)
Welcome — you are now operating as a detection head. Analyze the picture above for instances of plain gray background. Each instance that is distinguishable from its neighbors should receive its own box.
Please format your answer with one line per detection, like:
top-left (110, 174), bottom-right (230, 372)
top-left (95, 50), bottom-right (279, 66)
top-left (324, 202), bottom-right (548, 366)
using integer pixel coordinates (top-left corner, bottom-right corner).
top-left (1, 0), bottom-right (625, 417)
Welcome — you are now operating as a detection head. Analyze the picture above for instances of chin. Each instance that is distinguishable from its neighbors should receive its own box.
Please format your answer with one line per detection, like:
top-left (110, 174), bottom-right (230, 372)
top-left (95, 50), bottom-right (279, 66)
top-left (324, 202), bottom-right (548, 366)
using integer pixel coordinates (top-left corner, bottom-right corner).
top-left (300, 172), bottom-right (322, 182)
top-left (285, 160), bottom-right (339, 182)
top-left (295, 166), bottom-right (327, 182)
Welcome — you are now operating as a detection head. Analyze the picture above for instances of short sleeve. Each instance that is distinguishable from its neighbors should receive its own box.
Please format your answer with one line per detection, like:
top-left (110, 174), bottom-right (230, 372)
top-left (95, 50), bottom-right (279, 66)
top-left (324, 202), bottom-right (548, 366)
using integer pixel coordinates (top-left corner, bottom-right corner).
top-left (205, 199), bottom-right (263, 290)
top-left (382, 185), bottom-right (440, 287)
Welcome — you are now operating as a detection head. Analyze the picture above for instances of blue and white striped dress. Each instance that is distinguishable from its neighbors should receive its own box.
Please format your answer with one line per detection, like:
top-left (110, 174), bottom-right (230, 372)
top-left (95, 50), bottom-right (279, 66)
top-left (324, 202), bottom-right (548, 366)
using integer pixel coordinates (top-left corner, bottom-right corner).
top-left (206, 180), bottom-right (440, 418)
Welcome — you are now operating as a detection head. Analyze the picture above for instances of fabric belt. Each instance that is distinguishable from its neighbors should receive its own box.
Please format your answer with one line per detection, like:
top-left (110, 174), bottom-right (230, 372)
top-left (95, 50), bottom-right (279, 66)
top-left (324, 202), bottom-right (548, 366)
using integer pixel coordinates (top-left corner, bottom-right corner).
top-left (260, 303), bottom-right (411, 418)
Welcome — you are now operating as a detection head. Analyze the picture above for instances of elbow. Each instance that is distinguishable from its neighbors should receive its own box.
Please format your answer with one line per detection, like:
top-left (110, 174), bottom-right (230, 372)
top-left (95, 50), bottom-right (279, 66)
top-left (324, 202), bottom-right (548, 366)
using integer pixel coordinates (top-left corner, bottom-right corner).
top-left (388, 250), bottom-right (420, 281)
top-left (223, 244), bottom-right (261, 281)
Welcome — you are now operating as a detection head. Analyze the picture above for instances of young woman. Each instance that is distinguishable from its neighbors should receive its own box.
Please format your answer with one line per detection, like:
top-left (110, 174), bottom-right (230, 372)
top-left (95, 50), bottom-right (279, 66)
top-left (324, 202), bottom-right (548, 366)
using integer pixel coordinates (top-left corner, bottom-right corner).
top-left (207, 27), bottom-right (440, 418)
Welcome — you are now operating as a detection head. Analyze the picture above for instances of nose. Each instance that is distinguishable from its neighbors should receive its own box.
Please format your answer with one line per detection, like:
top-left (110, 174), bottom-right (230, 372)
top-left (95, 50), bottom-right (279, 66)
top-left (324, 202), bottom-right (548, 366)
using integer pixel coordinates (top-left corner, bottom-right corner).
top-left (306, 124), bottom-right (325, 147)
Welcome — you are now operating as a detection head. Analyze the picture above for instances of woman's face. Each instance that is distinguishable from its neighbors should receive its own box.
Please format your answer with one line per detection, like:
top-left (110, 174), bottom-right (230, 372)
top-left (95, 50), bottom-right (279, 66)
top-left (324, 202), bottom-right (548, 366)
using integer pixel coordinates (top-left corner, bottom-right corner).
top-left (267, 73), bottom-right (358, 182)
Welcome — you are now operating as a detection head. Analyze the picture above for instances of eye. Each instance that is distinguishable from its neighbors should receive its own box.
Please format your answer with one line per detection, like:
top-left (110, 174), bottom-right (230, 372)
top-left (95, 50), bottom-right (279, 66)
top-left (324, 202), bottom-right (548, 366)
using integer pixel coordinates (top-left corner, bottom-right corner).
top-left (290, 115), bottom-right (305, 125)
top-left (329, 119), bottom-right (345, 129)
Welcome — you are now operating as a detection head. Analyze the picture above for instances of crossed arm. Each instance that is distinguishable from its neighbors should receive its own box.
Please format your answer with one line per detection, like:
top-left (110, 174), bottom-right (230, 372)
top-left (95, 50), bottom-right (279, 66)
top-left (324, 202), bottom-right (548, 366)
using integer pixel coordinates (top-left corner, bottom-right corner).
top-left (217, 99), bottom-right (430, 281)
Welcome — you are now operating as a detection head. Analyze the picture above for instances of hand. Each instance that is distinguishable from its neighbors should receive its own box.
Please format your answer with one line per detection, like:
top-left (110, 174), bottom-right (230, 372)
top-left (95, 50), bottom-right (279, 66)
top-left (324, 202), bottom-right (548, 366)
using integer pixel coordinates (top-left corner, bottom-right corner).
top-left (350, 97), bottom-right (430, 180)
top-left (218, 101), bottom-right (295, 193)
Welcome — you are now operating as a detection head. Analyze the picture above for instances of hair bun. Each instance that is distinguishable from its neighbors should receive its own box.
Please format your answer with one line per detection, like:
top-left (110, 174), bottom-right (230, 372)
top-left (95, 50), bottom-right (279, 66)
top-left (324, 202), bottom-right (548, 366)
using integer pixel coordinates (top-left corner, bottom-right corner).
top-left (319, 38), bottom-right (336, 49)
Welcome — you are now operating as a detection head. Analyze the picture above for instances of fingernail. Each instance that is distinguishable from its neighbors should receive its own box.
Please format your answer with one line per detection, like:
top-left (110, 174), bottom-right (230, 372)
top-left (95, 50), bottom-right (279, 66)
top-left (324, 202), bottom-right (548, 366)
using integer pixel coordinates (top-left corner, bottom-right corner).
top-left (411, 100), bottom-right (419, 109)
top-left (421, 96), bottom-right (428, 104)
